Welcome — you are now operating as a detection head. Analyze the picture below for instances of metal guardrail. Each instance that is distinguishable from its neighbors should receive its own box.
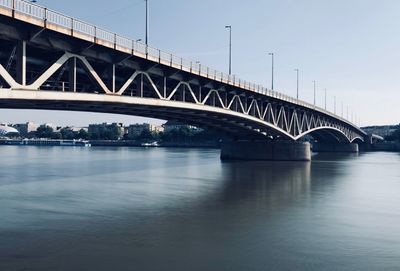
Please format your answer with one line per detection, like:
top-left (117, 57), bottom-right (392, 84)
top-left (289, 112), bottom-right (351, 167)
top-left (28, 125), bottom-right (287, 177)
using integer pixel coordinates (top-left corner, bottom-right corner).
top-left (0, 0), bottom-right (361, 130)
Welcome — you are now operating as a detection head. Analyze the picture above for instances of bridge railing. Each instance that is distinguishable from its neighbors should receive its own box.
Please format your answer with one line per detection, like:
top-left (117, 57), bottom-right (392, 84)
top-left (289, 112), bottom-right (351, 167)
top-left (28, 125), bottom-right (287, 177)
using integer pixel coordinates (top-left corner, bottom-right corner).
top-left (96, 28), bottom-right (115, 44)
top-left (0, 0), bottom-right (12, 8)
top-left (0, 0), bottom-right (358, 127)
top-left (46, 9), bottom-right (72, 29)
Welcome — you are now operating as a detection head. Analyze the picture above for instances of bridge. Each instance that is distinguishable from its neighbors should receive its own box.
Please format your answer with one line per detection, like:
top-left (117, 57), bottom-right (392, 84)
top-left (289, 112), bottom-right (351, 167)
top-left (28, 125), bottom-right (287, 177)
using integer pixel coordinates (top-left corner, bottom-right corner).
top-left (0, 0), bottom-right (367, 160)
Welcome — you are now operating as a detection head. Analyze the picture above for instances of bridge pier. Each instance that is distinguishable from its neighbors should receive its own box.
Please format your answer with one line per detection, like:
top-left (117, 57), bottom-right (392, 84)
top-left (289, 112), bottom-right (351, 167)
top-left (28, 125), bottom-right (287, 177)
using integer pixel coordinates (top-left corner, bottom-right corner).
top-left (312, 142), bottom-right (359, 153)
top-left (220, 141), bottom-right (311, 161)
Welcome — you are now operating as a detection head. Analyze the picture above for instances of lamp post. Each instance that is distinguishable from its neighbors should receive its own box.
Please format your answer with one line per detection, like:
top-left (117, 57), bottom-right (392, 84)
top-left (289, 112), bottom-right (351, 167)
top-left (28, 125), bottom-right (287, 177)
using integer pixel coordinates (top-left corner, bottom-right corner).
top-left (324, 88), bottom-right (327, 110)
top-left (334, 96), bottom-right (336, 114)
top-left (312, 80), bottom-right (316, 107)
top-left (134, 39), bottom-right (142, 52)
top-left (145, 0), bottom-right (149, 46)
top-left (341, 101), bottom-right (343, 118)
top-left (225, 25), bottom-right (232, 75)
top-left (294, 69), bottom-right (299, 100)
top-left (269, 53), bottom-right (274, 90)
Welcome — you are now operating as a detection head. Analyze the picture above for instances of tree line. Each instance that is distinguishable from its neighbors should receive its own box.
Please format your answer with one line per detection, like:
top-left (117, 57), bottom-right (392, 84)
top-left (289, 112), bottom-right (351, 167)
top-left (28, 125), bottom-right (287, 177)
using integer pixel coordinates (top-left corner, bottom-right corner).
top-left (385, 124), bottom-right (400, 142)
top-left (19, 125), bottom-right (221, 143)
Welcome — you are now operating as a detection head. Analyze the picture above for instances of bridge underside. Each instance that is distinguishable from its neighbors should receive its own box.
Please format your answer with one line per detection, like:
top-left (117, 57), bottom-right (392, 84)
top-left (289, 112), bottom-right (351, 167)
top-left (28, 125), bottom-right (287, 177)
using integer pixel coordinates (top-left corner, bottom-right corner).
top-left (0, 8), bottom-right (366, 146)
top-left (0, 90), bottom-right (282, 140)
top-left (0, 89), bottom-right (363, 144)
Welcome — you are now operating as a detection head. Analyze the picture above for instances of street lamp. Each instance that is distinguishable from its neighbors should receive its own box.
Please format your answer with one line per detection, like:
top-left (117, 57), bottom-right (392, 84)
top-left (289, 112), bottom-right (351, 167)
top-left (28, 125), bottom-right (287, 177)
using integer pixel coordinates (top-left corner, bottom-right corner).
top-left (312, 80), bottom-right (316, 107)
top-left (341, 101), bottom-right (344, 118)
top-left (334, 96), bottom-right (336, 114)
top-left (294, 69), bottom-right (299, 100)
top-left (324, 88), bottom-right (327, 110)
top-left (144, 0), bottom-right (149, 46)
top-left (225, 25), bottom-right (232, 75)
top-left (269, 53), bottom-right (274, 90)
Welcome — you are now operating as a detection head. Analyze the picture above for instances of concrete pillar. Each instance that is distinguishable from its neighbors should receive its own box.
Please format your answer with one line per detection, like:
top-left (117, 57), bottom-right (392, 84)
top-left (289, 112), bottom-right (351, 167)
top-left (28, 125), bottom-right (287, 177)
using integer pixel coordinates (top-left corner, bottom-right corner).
top-left (16, 41), bottom-right (26, 85)
top-left (312, 142), bottom-right (359, 153)
top-left (220, 140), bottom-right (311, 161)
top-left (68, 57), bottom-right (77, 92)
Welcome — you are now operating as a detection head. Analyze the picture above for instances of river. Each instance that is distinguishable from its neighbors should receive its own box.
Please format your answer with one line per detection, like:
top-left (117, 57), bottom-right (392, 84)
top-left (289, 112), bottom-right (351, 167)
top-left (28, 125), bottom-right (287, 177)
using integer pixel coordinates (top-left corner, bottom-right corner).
top-left (0, 146), bottom-right (399, 270)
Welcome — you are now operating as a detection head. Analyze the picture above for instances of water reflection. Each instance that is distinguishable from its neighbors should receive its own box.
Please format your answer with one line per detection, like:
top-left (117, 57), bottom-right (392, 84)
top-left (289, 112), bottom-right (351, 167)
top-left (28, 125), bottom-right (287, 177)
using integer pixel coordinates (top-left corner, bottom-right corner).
top-left (312, 152), bottom-right (360, 161)
top-left (0, 147), bottom-right (400, 271)
top-left (218, 161), bottom-right (311, 205)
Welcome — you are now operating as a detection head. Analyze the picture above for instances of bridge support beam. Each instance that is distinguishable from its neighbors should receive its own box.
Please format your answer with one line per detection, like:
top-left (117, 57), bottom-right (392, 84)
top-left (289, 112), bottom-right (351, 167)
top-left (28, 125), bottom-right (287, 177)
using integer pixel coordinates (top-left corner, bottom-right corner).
top-left (16, 41), bottom-right (26, 86)
top-left (68, 57), bottom-right (77, 92)
top-left (220, 141), bottom-right (311, 161)
top-left (312, 142), bottom-right (359, 153)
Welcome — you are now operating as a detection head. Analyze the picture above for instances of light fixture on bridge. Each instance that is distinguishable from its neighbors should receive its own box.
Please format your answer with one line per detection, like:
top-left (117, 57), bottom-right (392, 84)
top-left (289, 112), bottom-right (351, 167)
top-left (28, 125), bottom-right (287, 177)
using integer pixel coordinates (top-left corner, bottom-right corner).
top-left (312, 80), bottom-right (316, 108)
top-left (268, 53), bottom-right (274, 90)
top-left (144, 0), bottom-right (149, 46)
top-left (334, 96), bottom-right (337, 115)
top-left (294, 69), bottom-right (299, 100)
top-left (225, 25), bottom-right (232, 75)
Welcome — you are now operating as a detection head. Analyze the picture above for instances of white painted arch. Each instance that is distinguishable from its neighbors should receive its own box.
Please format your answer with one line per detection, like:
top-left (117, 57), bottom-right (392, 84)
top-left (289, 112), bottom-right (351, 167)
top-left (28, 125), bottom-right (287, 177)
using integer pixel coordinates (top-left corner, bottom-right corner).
top-left (0, 89), bottom-right (364, 143)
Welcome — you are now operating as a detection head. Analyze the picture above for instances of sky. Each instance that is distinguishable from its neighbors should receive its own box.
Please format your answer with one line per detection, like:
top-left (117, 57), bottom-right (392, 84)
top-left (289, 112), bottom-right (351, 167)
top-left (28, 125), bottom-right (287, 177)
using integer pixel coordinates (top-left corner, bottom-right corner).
top-left (1, 0), bottom-right (399, 126)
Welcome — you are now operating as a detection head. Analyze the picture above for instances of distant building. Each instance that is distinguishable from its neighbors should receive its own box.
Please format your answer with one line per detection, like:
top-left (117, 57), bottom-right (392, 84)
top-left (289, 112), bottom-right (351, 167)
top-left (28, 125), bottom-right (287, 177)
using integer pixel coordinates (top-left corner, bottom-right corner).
top-left (64, 126), bottom-right (88, 132)
top-left (13, 122), bottom-right (39, 136)
top-left (163, 120), bottom-right (197, 132)
top-left (0, 124), bottom-right (19, 136)
top-left (128, 123), bottom-right (151, 137)
top-left (38, 123), bottom-right (59, 131)
top-left (127, 123), bottom-right (164, 137)
top-left (152, 125), bottom-right (164, 133)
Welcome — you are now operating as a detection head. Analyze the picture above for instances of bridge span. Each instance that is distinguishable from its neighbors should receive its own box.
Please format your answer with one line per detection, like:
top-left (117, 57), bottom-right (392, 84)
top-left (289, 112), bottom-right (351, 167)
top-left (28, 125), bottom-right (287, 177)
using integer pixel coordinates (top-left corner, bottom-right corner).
top-left (0, 0), bottom-right (366, 160)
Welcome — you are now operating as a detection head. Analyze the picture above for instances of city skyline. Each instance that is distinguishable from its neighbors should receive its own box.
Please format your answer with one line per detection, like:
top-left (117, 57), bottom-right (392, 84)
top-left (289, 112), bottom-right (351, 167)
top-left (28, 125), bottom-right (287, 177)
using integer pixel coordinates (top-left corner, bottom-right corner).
top-left (1, 0), bottom-right (399, 126)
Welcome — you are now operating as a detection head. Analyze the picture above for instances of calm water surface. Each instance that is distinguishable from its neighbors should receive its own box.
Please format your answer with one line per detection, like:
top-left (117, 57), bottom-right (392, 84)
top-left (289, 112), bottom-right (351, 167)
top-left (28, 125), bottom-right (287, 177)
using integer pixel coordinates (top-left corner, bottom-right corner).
top-left (0, 146), bottom-right (399, 270)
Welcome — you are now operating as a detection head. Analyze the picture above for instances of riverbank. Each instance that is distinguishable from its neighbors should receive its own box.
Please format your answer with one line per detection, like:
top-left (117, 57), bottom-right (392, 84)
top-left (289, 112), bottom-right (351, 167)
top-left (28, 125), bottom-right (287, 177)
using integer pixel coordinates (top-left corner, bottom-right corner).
top-left (362, 141), bottom-right (400, 152)
top-left (1, 138), bottom-right (399, 152)
top-left (0, 139), bottom-right (220, 148)
top-left (90, 140), bottom-right (220, 148)
top-left (0, 138), bottom-right (91, 147)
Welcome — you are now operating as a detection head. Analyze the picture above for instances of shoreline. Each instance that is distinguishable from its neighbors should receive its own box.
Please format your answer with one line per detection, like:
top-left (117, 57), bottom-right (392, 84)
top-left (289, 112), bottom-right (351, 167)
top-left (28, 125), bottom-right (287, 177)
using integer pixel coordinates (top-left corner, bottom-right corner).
top-left (1, 139), bottom-right (399, 152)
top-left (0, 139), bottom-right (220, 149)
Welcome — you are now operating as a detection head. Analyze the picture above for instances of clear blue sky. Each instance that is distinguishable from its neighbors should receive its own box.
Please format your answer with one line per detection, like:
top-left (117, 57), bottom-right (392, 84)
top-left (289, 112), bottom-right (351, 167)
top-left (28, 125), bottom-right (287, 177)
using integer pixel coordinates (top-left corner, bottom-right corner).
top-left (1, 0), bottom-right (399, 126)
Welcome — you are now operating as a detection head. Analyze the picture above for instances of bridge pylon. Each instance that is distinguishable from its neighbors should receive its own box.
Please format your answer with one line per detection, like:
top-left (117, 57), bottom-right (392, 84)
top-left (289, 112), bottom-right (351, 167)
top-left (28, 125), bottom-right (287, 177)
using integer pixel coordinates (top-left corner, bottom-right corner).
top-left (220, 140), bottom-right (311, 161)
